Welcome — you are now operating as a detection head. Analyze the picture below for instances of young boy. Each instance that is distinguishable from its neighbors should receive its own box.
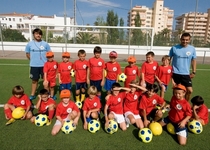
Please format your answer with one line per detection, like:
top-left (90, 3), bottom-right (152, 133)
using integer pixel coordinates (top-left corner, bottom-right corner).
top-left (124, 56), bottom-right (139, 88)
top-left (191, 95), bottom-right (209, 125)
top-left (4, 85), bottom-right (32, 125)
top-left (73, 49), bottom-right (89, 102)
top-left (51, 89), bottom-right (80, 136)
top-left (104, 82), bottom-right (130, 131)
top-left (104, 51), bottom-right (121, 94)
top-left (58, 52), bottom-right (73, 91)
top-left (82, 86), bottom-right (101, 130)
top-left (160, 84), bottom-right (192, 145)
top-left (140, 51), bottom-right (158, 88)
top-left (43, 51), bottom-right (58, 100)
top-left (124, 80), bottom-right (147, 129)
top-left (30, 89), bottom-right (56, 126)
top-left (87, 46), bottom-right (105, 100)
top-left (155, 55), bottom-right (173, 99)
top-left (139, 84), bottom-right (165, 127)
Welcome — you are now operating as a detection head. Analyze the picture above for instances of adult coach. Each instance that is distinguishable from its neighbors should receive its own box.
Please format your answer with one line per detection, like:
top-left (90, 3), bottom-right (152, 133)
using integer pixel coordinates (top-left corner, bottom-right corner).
top-left (25, 28), bottom-right (51, 100)
top-left (169, 32), bottom-right (196, 101)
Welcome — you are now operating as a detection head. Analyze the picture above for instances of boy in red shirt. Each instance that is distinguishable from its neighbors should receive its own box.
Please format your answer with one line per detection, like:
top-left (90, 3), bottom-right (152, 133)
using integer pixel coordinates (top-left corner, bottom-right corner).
top-left (4, 85), bottom-right (32, 125)
top-left (160, 84), bottom-right (192, 145)
top-left (124, 56), bottom-right (139, 88)
top-left (87, 46), bottom-right (105, 100)
top-left (43, 51), bottom-right (58, 100)
top-left (82, 86), bottom-right (101, 130)
top-left (51, 89), bottom-right (80, 136)
top-left (73, 49), bottom-right (89, 102)
top-left (140, 51), bottom-right (158, 88)
top-left (124, 80), bottom-right (147, 129)
top-left (139, 84), bottom-right (165, 127)
top-left (30, 89), bottom-right (56, 126)
top-left (58, 52), bottom-right (73, 91)
top-left (104, 82), bottom-right (130, 131)
top-left (191, 95), bottom-right (209, 125)
top-left (155, 55), bottom-right (173, 99)
top-left (104, 51), bottom-right (121, 94)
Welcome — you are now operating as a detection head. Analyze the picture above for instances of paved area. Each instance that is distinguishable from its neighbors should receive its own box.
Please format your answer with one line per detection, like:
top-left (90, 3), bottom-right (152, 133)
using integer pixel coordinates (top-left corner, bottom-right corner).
top-left (0, 50), bottom-right (210, 64)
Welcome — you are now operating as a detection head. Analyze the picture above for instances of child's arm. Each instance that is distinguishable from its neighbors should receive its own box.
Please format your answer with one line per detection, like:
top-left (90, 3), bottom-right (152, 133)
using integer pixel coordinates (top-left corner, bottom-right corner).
top-left (73, 111), bottom-right (80, 126)
top-left (112, 87), bottom-right (131, 92)
top-left (179, 116), bottom-right (191, 128)
top-left (83, 110), bottom-right (88, 130)
top-left (35, 95), bottom-right (42, 109)
top-left (87, 68), bottom-right (90, 85)
top-left (141, 109), bottom-right (150, 127)
top-left (104, 104), bottom-right (109, 127)
top-left (129, 84), bottom-right (147, 92)
top-left (87, 108), bottom-right (100, 117)
top-left (192, 105), bottom-right (200, 120)
top-left (57, 73), bottom-right (62, 84)
top-left (101, 69), bottom-right (105, 86)
top-left (155, 75), bottom-right (162, 85)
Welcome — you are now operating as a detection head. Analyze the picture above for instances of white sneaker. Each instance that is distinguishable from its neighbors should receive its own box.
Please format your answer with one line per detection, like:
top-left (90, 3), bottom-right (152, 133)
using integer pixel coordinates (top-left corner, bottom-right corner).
top-left (126, 122), bottom-right (129, 128)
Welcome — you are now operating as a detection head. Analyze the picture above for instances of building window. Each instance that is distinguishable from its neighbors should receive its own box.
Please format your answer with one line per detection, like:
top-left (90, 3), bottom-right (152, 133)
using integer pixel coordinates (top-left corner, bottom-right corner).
top-left (10, 25), bottom-right (12, 28)
top-left (19, 18), bottom-right (22, 22)
top-left (159, 18), bottom-right (161, 20)
top-left (159, 9), bottom-right (162, 11)
top-left (9, 18), bottom-right (11, 21)
top-left (146, 21), bottom-right (150, 23)
top-left (147, 17), bottom-right (150, 19)
top-left (13, 18), bottom-right (15, 21)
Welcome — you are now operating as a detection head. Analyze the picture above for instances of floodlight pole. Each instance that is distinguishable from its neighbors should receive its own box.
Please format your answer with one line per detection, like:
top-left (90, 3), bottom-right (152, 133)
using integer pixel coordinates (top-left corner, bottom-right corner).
top-left (128, 0), bottom-right (132, 55)
top-left (73, 0), bottom-right (77, 44)
top-left (191, 0), bottom-right (198, 45)
top-left (0, 20), bottom-right (5, 57)
top-left (64, 0), bottom-right (67, 51)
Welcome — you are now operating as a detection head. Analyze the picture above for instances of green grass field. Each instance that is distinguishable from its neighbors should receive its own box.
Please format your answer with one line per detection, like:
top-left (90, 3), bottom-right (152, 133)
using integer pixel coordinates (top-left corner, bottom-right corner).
top-left (0, 59), bottom-right (210, 150)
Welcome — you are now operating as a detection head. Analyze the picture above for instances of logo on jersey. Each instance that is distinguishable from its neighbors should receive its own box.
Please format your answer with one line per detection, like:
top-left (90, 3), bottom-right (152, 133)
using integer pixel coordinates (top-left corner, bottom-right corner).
top-left (30, 74), bottom-right (33, 79)
top-left (113, 67), bottom-right (117, 71)
top-left (54, 65), bottom-right (57, 69)
top-left (83, 65), bottom-right (87, 69)
top-left (98, 62), bottom-right (102, 66)
top-left (132, 70), bottom-right (136, 74)
top-left (93, 102), bottom-right (97, 107)
top-left (176, 104), bottom-right (182, 110)
top-left (68, 66), bottom-right (72, 70)
top-left (186, 51), bottom-right (191, 56)
top-left (167, 69), bottom-right (171, 73)
top-left (21, 100), bottom-right (25, 105)
top-left (40, 46), bottom-right (44, 50)
top-left (153, 66), bottom-right (157, 70)
top-left (134, 94), bottom-right (138, 100)
top-left (67, 108), bottom-right (72, 113)
top-left (117, 98), bottom-right (121, 102)
top-left (152, 99), bottom-right (157, 104)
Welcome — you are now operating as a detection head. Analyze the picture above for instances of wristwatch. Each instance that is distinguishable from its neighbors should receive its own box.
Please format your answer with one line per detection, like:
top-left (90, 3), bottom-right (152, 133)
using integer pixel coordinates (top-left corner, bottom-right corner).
top-left (192, 72), bottom-right (196, 74)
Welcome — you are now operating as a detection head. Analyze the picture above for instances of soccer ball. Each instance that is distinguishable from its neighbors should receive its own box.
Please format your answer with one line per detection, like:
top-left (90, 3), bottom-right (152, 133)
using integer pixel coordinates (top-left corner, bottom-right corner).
top-left (105, 120), bottom-right (118, 134)
top-left (70, 69), bottom-right (75, 77)
top-left (118, 73), bottom-right (127, 82)
top-left (188, 120), bottom-right (203, 134)
top-left (166, 123), bottom-right (175, 135)
top-left (75, 101), bottom-right (82, 109)
top-left (149, 122), bottom-right (162, 136)
top-left (138, 128), bottom-right (153, 143)
top-left (61, 120), bottom-right (76, 134)
top-left (12, 107), bottom-right (25, 119)
top-left (88, 119), bottom-right (100, 133)
top-left (35, 114), bottom-right (48, 127)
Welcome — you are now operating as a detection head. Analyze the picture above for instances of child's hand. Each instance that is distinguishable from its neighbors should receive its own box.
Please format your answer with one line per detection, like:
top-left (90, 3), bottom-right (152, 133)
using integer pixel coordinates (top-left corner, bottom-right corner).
top-left (21, 113), bottom-right (26, 120)
top-left (73, 120), bottom-right (78, 126)
top-left (144, 119), bottom-right (150, 127)
top-left (105, 121), bottom-right (109, 128)
top-left (59, 80), bottom-right (62, 84)
top-left (83, 122), bottom-right (88, 130)
top-left (43, 80), bottom-right (48, 85)
top-left (178, 120), bottom-right (186, 128)
top-left (87, 79), bottom-right (90, 85)
top-left (101, 80), bottom-right (105, 87)
top-left (86, 111), bottom-right (91, 118)
top-left (193, 105), bottom-right (199, 110)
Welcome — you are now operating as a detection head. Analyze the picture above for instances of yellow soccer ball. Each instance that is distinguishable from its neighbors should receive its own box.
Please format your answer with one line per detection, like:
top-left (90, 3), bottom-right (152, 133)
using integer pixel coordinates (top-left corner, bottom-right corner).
top-left (118, 73), bottom-right (127, 82)
top-left (75, 101), bottom-right (82, 109)
top-left (61, 120), bottom-right (76, 134)
top-left (138, 128), bottom-right (153, 143)
top-left (35, 114), bottom-right (48, 127)
top-left (12, 107), bottom-right (25, 119)
top-left (149, 122), bottom-right (163, 136)
top-left (167, 123), bottom-right (176, 135)
top-left (88, 119), bottom-right (100, 133)
top-left (105, 120), bottom-right (118, 134)
top-left (70, 69), bottom-right (75, 77)
top-left (188, 120), bottom-right (203, 134)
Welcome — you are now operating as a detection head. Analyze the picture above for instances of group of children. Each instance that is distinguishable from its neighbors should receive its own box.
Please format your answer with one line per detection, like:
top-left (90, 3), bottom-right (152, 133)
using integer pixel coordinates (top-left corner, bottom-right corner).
top-left (4, 46), bottom-right (209, 145)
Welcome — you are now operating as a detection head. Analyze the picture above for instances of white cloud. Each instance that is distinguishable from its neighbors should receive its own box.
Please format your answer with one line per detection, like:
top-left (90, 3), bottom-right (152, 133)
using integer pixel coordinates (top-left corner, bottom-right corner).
top-left (78, 0), bottom-right (121, 8)
top-left (80, 10), bottom-right (106, 17)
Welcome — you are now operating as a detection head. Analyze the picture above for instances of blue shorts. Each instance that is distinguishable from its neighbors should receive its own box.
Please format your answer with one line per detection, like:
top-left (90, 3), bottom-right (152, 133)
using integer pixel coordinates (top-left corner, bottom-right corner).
top-left (30, 67), bottom-right (44, 80)
top-left (104, 79), bottom-right (116, 91)
top-left (90, 80), bottom-right (102, 92)
top-left (76, 82), bottom-right (87, 90)
top-left (60, 83), bottom-right (72, 91)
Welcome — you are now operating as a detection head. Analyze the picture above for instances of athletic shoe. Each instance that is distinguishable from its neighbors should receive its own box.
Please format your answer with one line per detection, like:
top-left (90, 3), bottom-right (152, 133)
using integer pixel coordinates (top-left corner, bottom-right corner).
top-left (52, 95), bottom-right (57, 100)
top-left (29, 95), bottom-right (36, 100)
top-left (6, 118), bottom-right (15, 126)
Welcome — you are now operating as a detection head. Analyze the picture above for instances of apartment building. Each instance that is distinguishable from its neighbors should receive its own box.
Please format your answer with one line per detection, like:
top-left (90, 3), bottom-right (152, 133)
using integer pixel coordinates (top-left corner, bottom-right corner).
top-left (175, 8), bottom-right (210, 43)
top-left (128, 0), bottom-right (174, 34)
top-left (0, 12), bottom-right (75, 40)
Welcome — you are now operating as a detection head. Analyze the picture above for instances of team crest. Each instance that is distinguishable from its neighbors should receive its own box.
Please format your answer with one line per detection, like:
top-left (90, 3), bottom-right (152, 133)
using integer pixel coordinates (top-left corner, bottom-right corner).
top-left (68, 66), bottom-right (72, 70)
top-left (21, 100), bottom-right (25, 105)
top-left (113, 67), bottom-right (117, 71)
top-left (45, 106), bottom-right (49, 109)
top-left (98, 62), bottom-right (102, 66)
top-left (93, 102), bottom-right (97, 107)
top-left (176, 104), bottom-right (182, 110)
top-left (134, 94), bottom-right (138, 100)
top-left (186, 51), bottom-right (191, 56)
top-left (167, 69), bottom-right (171, 73)
top-left (83, 65), bottom-right (87, 69)
top-left (152, 99), bottom-right (157, 104)
top-left (117, 98), bottom-right (121, 102)
top-left (67, 108), bottom-right (72, 113)
top-left (54, 65), bottom-right (57, 69)
top-left (153, 66), bottom-right (157, 70)
top-left (40, 46), bottom-right (44, 50)
top-left (132, 70), bottom-right (136, 74)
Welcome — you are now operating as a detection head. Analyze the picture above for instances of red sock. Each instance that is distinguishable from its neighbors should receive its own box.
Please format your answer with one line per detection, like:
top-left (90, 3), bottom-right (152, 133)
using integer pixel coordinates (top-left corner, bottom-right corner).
top-left (48, 109), bottom-right (55, 120)
top-left (4, 108), bottom-right (12, 119)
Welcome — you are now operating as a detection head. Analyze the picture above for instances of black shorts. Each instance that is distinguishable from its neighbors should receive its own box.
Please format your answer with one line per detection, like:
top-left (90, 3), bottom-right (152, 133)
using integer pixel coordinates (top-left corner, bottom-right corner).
top-left (172, 73), bottom-right (192, 87)
top-left (90, 79), bottom-right (102, 92)
top-left (30, 67), bottom-right (44, 80)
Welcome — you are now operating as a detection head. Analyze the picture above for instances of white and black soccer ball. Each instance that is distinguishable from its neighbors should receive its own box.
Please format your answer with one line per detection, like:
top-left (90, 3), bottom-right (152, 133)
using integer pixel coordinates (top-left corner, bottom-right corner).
top-left (35, 114), bottom-right (48, 127)
top-left (88, 119), bottom-right (100, 133)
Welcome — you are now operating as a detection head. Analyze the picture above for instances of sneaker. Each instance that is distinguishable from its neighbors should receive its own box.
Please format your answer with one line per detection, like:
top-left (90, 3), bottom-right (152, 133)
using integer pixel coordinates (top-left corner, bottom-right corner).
top-left (51, 95), bottom-right (57, 100)
top-left (126, 122), bottom-right (130, 128)
top-left (6, 118), bottom-right (15, 126)
top-left (46, 119), bottom-right (51, 126)
top-left (29, 95), bottom-right (36, 100)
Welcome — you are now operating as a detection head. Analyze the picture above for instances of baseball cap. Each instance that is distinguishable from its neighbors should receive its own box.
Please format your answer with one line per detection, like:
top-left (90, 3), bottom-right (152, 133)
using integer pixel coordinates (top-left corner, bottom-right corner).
top-left (46, 51), bottom-right (54, 57)
top-left (109, 51), bottom-right (118, 58)
top-left (127, 56), bottom-right (136, 63)
top-left (173, 84), bottom-right (186, 92)
top-left (60, 89), bottom-right (71, 99)
top-left (62, 52), bottom-right (70, 58)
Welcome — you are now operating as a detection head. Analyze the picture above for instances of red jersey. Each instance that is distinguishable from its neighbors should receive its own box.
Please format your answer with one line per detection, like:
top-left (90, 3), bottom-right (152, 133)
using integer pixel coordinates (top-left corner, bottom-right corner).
top-left (124, 91), bottom-right (142, 114)
top-left (106, 92), bottom-right (126, 114)
top-left (58, 62), bottom-right (73, 84)
top-left (194, 104), bottom-right (209, 125)
top-left (43, 60), bottom-right (58, 81)
top-left (88, 57), bottom-right (105, 80)
top-left (139, 93), bottom-right (165, 115)
top-left (56, 101), bottom-right (80, 119)
top-left (7, 94), bottom-right (31, 109)
top-left (82, 96), bottom-right (101, 111)
top-left (73, 59), bottom-right (89, 83)
top-left (124, 65), bottom-right (139, 87)
top-left (141, 61), bottom-right (158, 84)
top-left (156, 65), bottom-right (172, 85)
top-left (105, 61), bottom-right (121, 80)
top-left (169, 96), bottom-right (192, 124)
top-left (38, 98), bottom-right (56, 114)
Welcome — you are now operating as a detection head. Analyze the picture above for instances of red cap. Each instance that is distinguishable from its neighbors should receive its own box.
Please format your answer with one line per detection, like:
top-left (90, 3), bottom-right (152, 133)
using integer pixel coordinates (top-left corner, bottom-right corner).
top-left (109, 51), bottom-right (118, 58)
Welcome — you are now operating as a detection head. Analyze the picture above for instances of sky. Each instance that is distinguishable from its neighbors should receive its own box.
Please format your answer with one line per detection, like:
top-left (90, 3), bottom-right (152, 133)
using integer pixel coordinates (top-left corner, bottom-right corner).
top-left (0, 0), bottom-right (210, 28)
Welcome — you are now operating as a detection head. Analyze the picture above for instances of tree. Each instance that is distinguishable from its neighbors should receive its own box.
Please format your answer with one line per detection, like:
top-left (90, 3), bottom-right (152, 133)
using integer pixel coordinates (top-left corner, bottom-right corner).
top-left (2, 28), bottom-right (27, 42)
top-left (76, 32), bottom-right (97, 44)
top-left (94, 16), bottom-right (107, 44)
top-left (118, 18), bottom-right (125, 44)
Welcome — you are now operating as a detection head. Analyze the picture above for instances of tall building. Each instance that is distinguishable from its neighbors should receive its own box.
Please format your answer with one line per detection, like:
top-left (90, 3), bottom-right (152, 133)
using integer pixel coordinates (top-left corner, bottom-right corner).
top-left (175, 9), bottom-right (210, 43)
top-left (128, 0), bottom-right (174, 34)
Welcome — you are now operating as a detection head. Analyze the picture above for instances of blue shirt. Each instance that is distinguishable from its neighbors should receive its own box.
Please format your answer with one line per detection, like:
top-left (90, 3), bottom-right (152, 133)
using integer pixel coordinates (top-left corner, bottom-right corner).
top-left (25, 40), bottom-right (51, 67)
top-left (169, 44), bottom-right (196, 75)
